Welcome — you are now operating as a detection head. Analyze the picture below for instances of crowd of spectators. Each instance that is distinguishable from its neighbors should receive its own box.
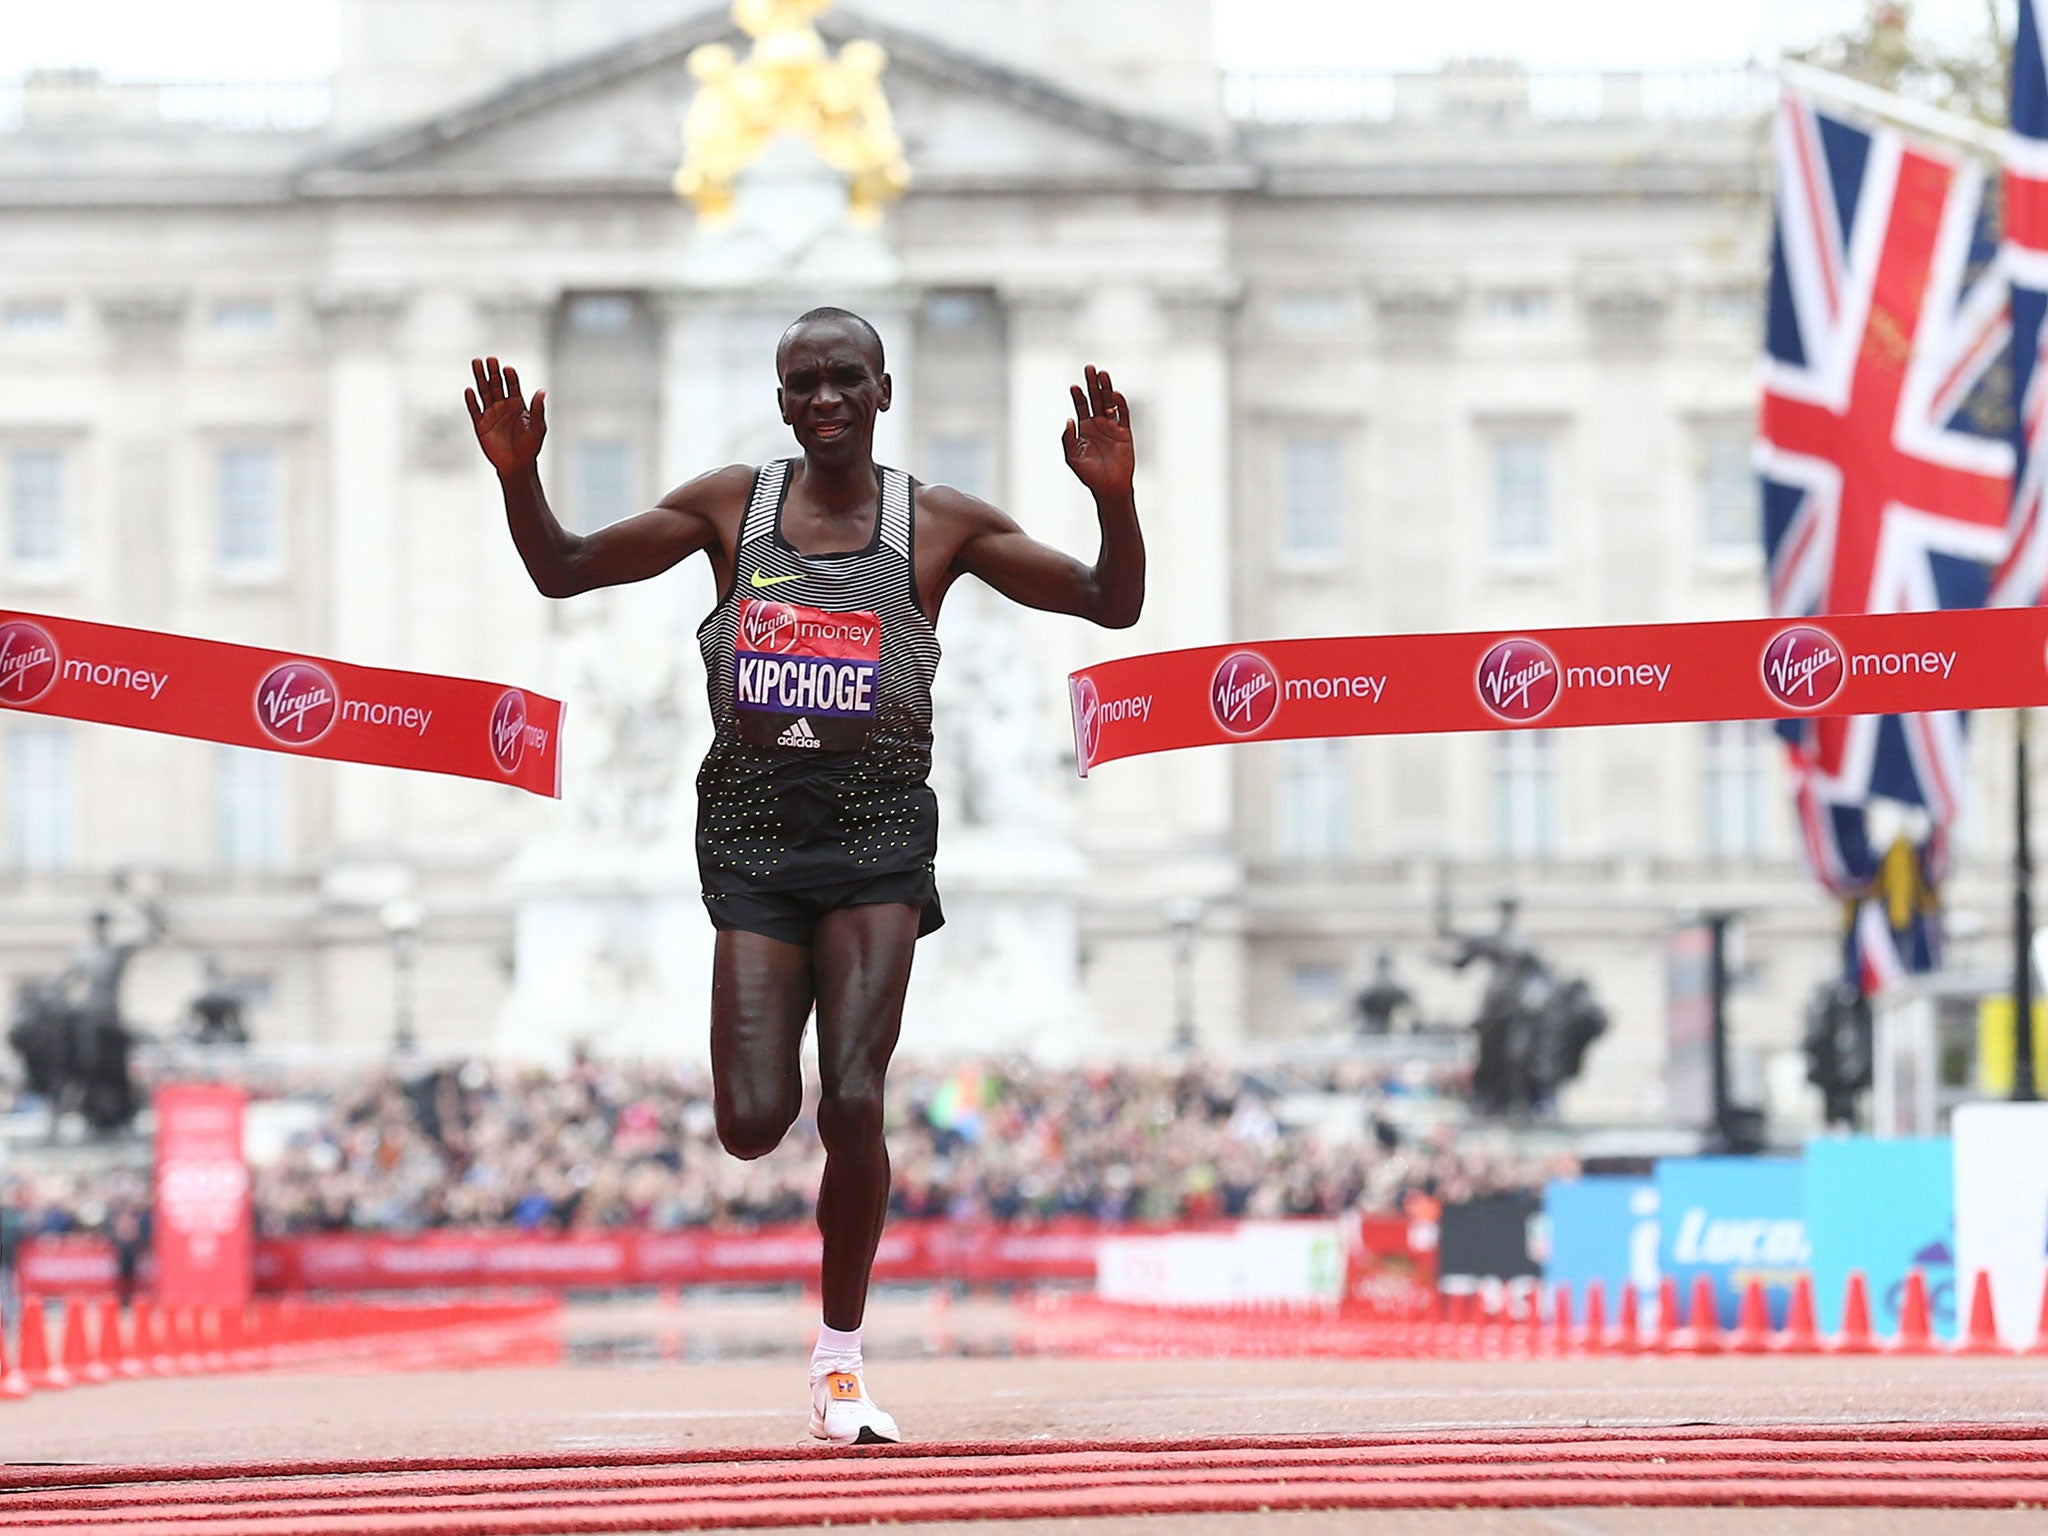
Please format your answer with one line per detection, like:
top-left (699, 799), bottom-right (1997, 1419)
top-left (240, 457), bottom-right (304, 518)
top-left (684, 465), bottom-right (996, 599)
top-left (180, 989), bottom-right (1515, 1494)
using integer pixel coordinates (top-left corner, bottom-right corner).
top-left (0, 1054), bottom-right (1573, 1244)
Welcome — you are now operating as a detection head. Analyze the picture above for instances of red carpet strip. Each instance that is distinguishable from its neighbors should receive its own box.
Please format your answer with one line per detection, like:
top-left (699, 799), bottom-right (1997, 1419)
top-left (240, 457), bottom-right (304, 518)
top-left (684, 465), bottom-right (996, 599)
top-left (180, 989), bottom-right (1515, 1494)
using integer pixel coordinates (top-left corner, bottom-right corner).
top-left (4, 1424), bottom-right (2046, 1531)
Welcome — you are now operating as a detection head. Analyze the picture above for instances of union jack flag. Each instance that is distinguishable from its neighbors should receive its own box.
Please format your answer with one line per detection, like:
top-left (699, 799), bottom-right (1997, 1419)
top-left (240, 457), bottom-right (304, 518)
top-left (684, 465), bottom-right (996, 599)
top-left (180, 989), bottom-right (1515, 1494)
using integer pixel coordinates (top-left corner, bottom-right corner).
top-left (1759, 94), bottom-right (2012, 991)
top-left (1997, 0), bottom-right (2048, 608)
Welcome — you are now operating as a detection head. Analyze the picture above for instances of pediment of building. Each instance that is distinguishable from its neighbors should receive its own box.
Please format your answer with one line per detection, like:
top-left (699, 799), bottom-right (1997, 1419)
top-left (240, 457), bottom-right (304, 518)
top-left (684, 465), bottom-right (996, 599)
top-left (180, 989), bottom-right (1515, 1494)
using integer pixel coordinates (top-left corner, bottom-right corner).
top-left (302, 6), bottom-right (1227, 196)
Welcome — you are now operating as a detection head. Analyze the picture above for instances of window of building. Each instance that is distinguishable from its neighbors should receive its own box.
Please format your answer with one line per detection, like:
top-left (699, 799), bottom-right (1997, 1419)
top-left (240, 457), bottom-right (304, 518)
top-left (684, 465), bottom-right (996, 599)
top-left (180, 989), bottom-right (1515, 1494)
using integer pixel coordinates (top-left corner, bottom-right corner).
top-left (571, 439), bottom-right (635, 533)
top-left (7, 448), bottom-right (67, 571)
top-left (6, 724), bottom-right (75, 871)
top-left (1490, 434), bottom-right (1554, 559)
top-left (1276, 737), bottom-right (1349, 861)
top-left (214, 746), bottom-right (288, 869)
top-left (210, 298), bottom-right (275, 331)
top-left (926, 435), bottom-right (991, 500)
top-left (1700, 286), bottom-right (1760, 324)
top-left (1290, 960), bottom-right (1345, 1011)
top-left (1486, 289), bottom-right (1552, 321)
top-left (566, 294), bottom-right (635, 335)
top-left (923, 291), bottom-right (990, 331)
top-left (1280, 435), bottom-right (1344, 560)
top-left (1275, 291), bottom-right (1349, 332)
top-left (217, 445), bottom-right (282, 574)
top-left (1698, 428), bottom-right (1759, 553)
top-left (4, 299), bottom-right (65, 331)
top-left (1494, 730), bottom-right (1559, 858)
top-left (1703, 720), bottom-right (1771, 859)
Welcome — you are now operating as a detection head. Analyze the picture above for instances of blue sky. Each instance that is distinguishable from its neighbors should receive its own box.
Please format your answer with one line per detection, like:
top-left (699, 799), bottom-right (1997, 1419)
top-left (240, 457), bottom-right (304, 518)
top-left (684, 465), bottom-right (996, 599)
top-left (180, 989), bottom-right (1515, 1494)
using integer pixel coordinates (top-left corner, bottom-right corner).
top-left (0, 0), bottom-right (2006, 78)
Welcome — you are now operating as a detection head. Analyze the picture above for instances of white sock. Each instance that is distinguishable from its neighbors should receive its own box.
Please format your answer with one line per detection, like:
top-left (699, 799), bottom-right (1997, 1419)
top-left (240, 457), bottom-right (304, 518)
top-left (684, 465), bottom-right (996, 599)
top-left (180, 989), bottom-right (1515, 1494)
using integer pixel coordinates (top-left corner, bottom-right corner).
top-left (812, 1322), bottom-right (863, 1380)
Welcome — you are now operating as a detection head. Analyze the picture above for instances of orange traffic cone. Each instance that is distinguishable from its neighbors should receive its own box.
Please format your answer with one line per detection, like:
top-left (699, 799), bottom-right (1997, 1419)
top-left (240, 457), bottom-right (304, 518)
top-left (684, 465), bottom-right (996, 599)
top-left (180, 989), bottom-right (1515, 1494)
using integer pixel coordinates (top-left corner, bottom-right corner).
top-left (19, 1298), bottom-right (68, 1390)
top-left (0, 1311), bottom-right (29, 1400)
top-left (173, 1307), bottom-right (204, 1374)
top-left (1653, 1277), bottom-right (1681, 1353)
top-left (1894, 1269), bottom-right (1937, 1355)
top-left (65, 1298), bottom-right (108, 1385)
top-left (1616, 1282), bottom-right (1641, 1355)
top-left (94, 1299), bottom-right (127, 1381)
top-left (1688, 1275), bottom-right (1723, 1354)
top-left (2028, 1271), bottom-right (2048, 1357)
top-left (1733, 1279), bottom-right (1772, 1354)
top-left (135, 1299), bottom-right (172, 1375)
top-left (199, 1308), bottom-right (228, 1372)
top-left (59, 1297), bottom-right (99, 1385)
top-left (1776, 1273), bottom-right (1821, 1354)
top-left (1958, 1270), bottom-right (2007, 1356)
top-left (1551, 1282), bottom-right (1573, 1356)
top-left (1835, 1271), bottom-right (1877, 1354)
top-left (1582, 1280), bottom-right (1609, 1354)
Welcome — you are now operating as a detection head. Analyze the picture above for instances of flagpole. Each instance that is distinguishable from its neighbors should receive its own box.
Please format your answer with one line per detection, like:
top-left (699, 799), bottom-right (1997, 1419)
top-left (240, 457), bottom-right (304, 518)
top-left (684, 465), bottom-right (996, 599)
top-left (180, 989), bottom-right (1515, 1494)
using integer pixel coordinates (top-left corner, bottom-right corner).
top-left (1775, 58), bottom-right (2009, 162)
top-left (2017, 711), bottom-right (2039, 1100)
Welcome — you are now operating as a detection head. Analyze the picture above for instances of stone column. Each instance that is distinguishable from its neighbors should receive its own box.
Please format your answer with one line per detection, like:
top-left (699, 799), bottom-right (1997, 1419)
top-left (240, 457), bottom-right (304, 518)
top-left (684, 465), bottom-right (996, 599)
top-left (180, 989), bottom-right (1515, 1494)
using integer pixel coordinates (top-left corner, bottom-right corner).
top-left (94, 293), bottom-right (189, 866)
top-left (468, 291), bottom-right (557, 688)
top-left (97, 293), bottom-right (187, 633)
top-left (1372, 277), bottom-right (1467, 861)
top-left (313, 290), bottom-right (409, 854)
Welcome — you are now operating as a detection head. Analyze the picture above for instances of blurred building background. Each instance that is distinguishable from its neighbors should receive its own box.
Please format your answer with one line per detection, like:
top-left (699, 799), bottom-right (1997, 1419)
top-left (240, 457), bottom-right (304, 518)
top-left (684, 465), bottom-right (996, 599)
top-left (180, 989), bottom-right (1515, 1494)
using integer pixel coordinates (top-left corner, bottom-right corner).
top-left (0, 0), bottom-right (2024, 1127)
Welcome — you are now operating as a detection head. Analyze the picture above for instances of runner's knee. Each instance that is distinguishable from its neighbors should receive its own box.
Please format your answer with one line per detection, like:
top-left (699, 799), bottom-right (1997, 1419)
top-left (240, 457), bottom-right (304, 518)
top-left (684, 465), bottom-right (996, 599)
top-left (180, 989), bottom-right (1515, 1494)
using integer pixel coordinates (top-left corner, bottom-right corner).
top-left (815, 1087), bottom-right (885, 1158)
top-left (716, 1100), bottom-right (796, 1160)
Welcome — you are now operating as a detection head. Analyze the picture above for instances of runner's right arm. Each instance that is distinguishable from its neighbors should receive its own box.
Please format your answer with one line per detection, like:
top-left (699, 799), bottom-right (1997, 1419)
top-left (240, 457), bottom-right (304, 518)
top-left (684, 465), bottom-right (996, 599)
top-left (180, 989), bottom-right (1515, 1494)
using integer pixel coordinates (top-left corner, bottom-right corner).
top-left (466, 355), bottom-right (741, 597)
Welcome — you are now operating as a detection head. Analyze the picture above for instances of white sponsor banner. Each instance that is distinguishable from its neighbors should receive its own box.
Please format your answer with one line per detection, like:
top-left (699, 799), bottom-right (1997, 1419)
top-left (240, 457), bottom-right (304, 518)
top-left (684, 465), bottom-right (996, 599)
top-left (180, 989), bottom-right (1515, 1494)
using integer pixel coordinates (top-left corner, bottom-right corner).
top-left (1953, 1103), bottom-right (2048, 1347)
top-left (1096, 1221), bottom-right (1343, 1305)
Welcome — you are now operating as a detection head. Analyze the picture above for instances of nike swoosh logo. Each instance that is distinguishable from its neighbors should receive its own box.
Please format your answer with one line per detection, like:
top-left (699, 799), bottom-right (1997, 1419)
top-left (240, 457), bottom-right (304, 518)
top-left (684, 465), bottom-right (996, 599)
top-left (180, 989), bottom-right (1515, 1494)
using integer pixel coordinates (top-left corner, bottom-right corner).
top-left (749, 568), bottom-right (803, 589)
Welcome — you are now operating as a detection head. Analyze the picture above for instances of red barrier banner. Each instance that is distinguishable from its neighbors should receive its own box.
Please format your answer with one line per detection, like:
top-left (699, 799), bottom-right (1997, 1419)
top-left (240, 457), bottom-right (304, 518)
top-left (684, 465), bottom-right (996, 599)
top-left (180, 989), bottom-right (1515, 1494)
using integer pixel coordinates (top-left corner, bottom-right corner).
top-left (1341, 1212), bottom-right (1439, 1319)
top-left (1068, 607), bottom-right (2048, 774)
top-left (21, 1219), bottom-right (1256, 1296)
top-left (152, 1083), bottom-right (252, 1309)
top-left (0, 609), bottom-right (563, 797)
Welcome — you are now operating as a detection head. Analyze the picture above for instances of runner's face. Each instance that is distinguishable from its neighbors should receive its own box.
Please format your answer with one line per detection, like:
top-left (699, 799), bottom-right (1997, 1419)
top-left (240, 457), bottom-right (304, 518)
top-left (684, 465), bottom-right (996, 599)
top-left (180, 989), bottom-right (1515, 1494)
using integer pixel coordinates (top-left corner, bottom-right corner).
top-left (776, 322), bottom-right (890, 461)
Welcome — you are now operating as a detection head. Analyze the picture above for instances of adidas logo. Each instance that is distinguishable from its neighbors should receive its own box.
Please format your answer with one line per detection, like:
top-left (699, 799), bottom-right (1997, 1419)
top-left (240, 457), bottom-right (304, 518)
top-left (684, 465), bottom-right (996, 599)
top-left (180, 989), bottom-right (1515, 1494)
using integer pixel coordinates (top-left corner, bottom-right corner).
top-left (777, 718), bottom-right (822, 749)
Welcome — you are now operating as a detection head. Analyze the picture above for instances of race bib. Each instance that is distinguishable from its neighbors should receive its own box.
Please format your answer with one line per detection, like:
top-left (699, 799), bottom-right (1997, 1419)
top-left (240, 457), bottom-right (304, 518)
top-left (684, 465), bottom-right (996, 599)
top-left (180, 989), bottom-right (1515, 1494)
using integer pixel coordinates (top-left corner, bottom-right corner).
top-left (733, 599), bottom-right (880, 752)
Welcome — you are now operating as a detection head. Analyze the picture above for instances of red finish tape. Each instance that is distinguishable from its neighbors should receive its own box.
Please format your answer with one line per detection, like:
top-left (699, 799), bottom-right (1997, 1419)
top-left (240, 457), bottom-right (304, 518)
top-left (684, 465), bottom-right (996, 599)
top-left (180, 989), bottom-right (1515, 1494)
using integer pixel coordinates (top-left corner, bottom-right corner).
top-left (1069, 608), bottom-right (2048, 776)
top-left (0, 608), bottom-right (563, 798)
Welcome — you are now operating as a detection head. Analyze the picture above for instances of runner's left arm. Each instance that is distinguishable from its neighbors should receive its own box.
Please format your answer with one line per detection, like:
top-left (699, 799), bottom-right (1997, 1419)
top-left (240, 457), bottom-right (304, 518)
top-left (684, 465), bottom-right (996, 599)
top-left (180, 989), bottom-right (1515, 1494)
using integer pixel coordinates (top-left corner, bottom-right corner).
top-left (949, 366), bottom-right (1143, 629)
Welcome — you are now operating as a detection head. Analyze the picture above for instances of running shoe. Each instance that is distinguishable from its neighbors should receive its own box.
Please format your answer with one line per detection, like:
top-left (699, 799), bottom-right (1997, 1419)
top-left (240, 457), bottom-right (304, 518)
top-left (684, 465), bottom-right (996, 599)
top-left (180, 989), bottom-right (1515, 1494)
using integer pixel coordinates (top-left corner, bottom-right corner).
top-left (809, 1368), bottom-right (900, 1444)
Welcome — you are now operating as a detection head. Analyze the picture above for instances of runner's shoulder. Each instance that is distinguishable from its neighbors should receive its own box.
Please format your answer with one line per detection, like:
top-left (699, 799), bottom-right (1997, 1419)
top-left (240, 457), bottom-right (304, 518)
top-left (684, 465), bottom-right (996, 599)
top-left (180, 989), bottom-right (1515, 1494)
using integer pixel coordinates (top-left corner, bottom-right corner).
top-left (911, 478), bottom-right (1010, 545)
top-left (655, 462), bottom-right (759, 525)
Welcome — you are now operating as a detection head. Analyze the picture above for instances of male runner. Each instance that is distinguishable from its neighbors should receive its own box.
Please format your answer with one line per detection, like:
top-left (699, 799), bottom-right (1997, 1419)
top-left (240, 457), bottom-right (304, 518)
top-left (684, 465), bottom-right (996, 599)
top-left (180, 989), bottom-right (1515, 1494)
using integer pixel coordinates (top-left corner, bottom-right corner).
top-left (466, 307), bottom-right (1141, 1442)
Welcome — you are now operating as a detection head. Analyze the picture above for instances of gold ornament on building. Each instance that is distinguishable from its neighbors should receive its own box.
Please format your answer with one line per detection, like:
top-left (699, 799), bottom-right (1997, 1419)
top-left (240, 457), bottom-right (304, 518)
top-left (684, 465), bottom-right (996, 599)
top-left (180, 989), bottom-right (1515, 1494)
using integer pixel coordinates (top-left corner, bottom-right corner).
top-left (674, 0), bottom-right (911, 228)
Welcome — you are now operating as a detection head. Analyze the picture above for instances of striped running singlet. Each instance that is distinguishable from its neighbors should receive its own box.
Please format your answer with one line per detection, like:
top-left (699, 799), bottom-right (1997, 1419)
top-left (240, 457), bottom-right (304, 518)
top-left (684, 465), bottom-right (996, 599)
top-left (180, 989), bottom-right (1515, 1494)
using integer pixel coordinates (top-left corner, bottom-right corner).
top-left (694, 459), bottom-right (942, 892)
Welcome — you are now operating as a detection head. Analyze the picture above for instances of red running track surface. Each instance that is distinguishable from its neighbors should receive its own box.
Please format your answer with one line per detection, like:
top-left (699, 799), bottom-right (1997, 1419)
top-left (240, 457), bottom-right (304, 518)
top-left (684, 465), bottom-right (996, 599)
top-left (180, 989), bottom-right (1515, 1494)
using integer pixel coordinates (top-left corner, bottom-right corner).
top-left (2, 1423), bottom-right (2047, 1530)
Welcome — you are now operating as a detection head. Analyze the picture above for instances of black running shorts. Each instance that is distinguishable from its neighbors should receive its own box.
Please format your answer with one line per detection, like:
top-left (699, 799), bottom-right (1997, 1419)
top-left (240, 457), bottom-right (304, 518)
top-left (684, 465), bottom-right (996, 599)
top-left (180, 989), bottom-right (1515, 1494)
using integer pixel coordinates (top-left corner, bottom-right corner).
top-left (701, 866), bottom-right (945, 948)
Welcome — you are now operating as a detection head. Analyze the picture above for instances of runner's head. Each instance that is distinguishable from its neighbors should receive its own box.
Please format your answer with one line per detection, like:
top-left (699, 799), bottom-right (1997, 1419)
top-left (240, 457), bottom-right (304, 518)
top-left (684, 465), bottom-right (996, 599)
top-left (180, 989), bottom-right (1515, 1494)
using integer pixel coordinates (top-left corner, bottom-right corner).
top-left (776, 308), bottom-right (891, 463)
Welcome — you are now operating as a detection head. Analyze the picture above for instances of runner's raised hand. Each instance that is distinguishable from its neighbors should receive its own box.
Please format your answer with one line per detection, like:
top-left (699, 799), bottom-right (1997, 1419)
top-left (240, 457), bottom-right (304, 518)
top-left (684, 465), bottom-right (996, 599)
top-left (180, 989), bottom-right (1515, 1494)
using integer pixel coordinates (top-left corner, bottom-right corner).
top-left (466, 356), bottom-right (548, 475)
top-left (1061, 365), bottom-right (1134, 500)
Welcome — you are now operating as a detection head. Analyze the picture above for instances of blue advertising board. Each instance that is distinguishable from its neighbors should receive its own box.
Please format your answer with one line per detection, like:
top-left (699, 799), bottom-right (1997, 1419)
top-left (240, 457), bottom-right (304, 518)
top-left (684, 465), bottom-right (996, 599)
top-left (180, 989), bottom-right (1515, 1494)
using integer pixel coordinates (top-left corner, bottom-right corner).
top-left (1656, 1156), bottom-right (1807, 1329)
top-left (1543, 1175), bottom-right (1659, 1314)
top-left (1804, 1136), bottom-right (1954, 1342)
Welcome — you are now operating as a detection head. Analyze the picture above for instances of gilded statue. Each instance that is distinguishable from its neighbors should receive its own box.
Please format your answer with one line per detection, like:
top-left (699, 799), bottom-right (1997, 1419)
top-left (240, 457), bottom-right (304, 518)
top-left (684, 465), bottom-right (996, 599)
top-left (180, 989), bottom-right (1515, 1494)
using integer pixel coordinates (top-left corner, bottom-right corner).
top-left (675, 0), bottom-right (911, 227)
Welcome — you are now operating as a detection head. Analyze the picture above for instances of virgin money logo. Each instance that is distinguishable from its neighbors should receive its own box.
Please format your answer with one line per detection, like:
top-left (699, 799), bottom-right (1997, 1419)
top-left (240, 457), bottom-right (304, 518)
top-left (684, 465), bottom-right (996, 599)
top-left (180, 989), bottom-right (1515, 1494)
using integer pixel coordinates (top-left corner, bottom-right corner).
top-left (1073, 675), bottom-right (1102, 770)
top-left (254, 661), bottom-right (339, 746)
top-left (0, 620), bottom-right (59, 707)
top-left (1210, 650), bottom-right (1280, 737)
top-left (1477, 638), bottom-right (1561, 722)
top-left (490, 689), bottom-right (528, 774)
top-left (1761, 625), bottom-right (1845, 710)
top-left (740, 602), bottom-right (799, 654)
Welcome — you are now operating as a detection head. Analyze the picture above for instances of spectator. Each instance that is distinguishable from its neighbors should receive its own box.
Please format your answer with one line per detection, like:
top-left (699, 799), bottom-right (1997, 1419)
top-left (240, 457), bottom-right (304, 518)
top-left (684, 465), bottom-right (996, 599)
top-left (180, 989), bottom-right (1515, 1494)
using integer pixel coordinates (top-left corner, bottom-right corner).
top-left (0, 1053), bottom-right (1570, 1244)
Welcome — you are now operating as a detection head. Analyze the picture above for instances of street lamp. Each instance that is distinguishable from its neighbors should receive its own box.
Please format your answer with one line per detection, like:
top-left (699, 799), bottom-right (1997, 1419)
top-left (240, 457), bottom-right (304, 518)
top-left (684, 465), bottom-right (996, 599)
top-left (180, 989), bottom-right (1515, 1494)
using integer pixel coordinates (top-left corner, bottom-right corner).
top-left (379, 896), bottom-right (425, 1055)
top-left (1166, 898), bottom-right (1202, 1053)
